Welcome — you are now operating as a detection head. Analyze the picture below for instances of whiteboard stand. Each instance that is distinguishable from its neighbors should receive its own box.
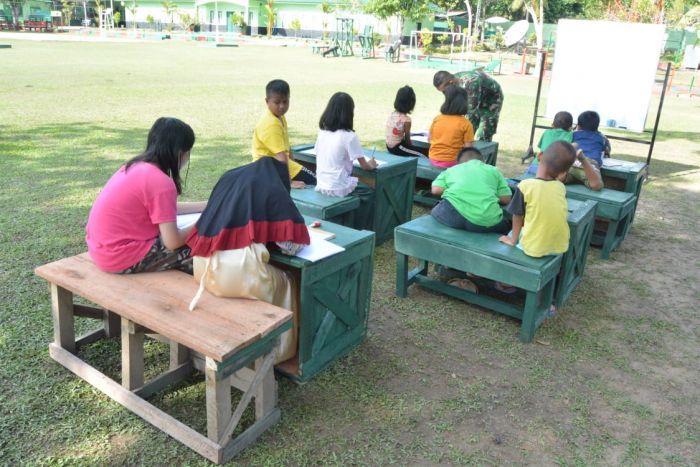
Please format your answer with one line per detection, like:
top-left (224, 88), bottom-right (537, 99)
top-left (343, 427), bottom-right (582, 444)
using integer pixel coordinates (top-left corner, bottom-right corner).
top-left (523, 50), bottom-right (672, 169)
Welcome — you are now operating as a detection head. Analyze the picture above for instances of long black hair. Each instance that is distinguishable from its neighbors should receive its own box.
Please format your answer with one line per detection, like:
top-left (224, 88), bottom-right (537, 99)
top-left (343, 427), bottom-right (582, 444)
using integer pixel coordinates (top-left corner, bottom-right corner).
top-left (440, 85), bottom-right (469, 116)
top-left (125, 117), bottom-right (195, 195)
top-left (394, 85), bottom-right (416, 114)
top-left (319, 92), bottom-right (354, 132)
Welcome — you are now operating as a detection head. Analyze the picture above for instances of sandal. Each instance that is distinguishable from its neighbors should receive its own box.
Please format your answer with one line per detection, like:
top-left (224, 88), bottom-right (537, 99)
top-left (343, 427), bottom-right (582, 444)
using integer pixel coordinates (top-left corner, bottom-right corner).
top-left (447, 278), bottom-right (479, 293)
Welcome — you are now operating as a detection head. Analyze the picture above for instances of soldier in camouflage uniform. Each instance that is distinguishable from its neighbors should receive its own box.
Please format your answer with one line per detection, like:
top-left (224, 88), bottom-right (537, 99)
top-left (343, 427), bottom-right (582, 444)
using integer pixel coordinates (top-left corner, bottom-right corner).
top-left (433, 70), bottom-right (504, 142)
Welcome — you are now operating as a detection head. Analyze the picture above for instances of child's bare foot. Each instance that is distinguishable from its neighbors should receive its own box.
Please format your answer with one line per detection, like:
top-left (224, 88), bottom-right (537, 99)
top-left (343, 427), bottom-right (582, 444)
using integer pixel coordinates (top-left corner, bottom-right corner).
top-left (291, 180), bottom-right (305, 189)
top-left (494, 281), bottom-right (516, 294)
top-left (499, 235), bottom-right (516, 246)
top-left (447, 278), bottom-right (478, 293)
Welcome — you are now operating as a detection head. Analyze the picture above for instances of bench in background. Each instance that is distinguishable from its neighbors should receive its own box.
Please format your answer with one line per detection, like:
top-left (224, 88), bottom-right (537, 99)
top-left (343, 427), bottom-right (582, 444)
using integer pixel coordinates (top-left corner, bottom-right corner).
top-left (395, 199), bottom-right (596, 342)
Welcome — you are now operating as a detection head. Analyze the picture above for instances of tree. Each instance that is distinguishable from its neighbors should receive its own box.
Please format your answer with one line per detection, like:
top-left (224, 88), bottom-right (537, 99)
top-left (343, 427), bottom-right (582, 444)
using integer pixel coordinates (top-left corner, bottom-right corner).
top-left (61, 0), bottom-right (73, 26)
top-left (264, 0), bottom-right (275, 38)
top-left (320, 1), bottom-right (335, 40)
top-left (162, 0), bottom-right (177, 29)
top-left (126, 0), bottom-right (138, 30)
top-left (363, 0), bottom-right (431, 39)
top-left (7, 0), bottom-right (26, 29)
top-left (291, 18), bottom-right (301, 37)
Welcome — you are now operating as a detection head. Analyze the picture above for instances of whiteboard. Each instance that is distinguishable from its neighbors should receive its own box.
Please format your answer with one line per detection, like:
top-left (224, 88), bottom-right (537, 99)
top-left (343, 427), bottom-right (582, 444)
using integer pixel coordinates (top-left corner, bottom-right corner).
top-left (546, 20), bottom-right (665, 132)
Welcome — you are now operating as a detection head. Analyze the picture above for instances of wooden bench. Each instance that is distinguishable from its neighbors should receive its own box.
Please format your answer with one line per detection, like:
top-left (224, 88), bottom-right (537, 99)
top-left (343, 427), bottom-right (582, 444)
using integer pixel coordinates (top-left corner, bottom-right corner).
top-left (291, 144), bottom-right (417, 245)
top-left (290, 186), bottom-right (360, 226)
top-left (395, 199), bottom-right (596, 342)
top-left (35, 254), bottom-right (292, 464)
top-left (565, 185), bottom-right (636, 259)
top-left (409, 139), bottom-right (500, 206)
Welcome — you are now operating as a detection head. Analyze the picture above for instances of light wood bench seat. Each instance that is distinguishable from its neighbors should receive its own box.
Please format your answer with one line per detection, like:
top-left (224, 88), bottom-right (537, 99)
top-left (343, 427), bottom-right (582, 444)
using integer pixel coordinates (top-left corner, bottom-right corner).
top-left (35, 253), bottom-right (292, 464)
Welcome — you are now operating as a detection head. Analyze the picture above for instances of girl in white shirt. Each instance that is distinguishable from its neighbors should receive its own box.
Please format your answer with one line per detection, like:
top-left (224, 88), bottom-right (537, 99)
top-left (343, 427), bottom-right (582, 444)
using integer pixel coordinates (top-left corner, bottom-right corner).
top-left (314, 92), bottom-right (377, 229)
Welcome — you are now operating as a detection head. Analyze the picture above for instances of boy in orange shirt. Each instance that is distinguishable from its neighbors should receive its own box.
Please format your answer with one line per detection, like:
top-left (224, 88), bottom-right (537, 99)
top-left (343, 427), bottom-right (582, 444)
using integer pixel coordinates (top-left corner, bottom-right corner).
top-left (428, 85), bottom-right (474, 168)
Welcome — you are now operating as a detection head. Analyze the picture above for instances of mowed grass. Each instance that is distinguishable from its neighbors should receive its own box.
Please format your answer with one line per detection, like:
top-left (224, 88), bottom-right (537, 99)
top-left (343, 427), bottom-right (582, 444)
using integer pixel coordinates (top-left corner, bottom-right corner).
top-left (1, 39), bottom-right (699, 465)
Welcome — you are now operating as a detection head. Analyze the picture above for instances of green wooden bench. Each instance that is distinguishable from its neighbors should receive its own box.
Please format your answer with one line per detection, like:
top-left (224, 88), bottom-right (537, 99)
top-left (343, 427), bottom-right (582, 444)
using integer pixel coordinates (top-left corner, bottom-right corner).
top-left (271, 216), bottom-right (375, 383)
top-left (290, 186), bottom-right (360, 226)
top-left (291, 144), bottom-right (417, 245)
top-left (35, 254), bottom-right (292, 464)
top-left (565, 185), bottom-right (636, 259)
top-left (395, 199), bottom-right (596, 342)
top-left (409, 139), bottom-right (499, 206)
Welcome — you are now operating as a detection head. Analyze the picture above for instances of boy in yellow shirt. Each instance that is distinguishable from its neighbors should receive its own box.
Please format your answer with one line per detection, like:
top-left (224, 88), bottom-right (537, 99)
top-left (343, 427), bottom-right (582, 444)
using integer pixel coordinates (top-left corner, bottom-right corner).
top-left (252, 79), bottom-right (316, 188)
top-left (500, 141), bottom-right (577, 257)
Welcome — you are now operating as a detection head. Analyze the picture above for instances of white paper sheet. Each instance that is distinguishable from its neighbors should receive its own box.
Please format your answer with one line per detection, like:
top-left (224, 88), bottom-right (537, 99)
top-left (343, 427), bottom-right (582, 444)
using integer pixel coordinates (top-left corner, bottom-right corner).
top-left (296, 236), bottom-right (345, 262)
top-left (176, 213), bottom-right (201, 230)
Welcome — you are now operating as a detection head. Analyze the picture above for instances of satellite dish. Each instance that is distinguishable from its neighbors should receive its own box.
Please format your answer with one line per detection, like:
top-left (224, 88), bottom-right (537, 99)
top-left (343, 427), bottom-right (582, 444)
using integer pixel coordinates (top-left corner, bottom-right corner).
top-left (485, 16), bottom-right (509, 24)
top-left (504, 20), bottom-right (529, 47)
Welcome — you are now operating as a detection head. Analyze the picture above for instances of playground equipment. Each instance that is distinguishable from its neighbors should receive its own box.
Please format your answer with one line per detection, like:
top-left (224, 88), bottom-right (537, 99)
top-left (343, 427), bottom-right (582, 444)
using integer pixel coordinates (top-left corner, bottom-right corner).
top-left (358, 24), bottom-right (374, 58)
top-left (100, 8), bottom-right (114, 31)
top-left (334, 17), bottom-right (354, 57)
top-left (408, 30), bottom-right (472, 69)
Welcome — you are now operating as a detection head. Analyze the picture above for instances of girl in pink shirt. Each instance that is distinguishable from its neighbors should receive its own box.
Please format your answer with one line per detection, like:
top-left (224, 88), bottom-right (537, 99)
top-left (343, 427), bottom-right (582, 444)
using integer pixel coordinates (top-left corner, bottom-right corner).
top-left (385, 85), bottom-right (429, 158)
top-left (86, 117), bottom-right (206, 273)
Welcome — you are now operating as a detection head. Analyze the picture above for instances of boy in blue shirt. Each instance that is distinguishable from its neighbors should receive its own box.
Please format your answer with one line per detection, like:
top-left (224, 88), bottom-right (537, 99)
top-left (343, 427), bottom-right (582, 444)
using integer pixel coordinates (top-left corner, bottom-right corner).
top-left (573, 110), bottom-right (611, 167)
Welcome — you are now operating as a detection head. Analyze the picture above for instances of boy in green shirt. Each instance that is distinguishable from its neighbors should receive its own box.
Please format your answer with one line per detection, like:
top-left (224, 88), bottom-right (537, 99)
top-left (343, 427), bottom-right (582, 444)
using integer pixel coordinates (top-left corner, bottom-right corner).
top-left (431, 147), bottom-right (512, 233)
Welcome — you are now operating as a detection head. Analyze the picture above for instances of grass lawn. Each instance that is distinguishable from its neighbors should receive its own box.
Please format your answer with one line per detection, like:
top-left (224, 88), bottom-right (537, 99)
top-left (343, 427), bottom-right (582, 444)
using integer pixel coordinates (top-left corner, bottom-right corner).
top-left (1, 38), bottom-right (699, 465)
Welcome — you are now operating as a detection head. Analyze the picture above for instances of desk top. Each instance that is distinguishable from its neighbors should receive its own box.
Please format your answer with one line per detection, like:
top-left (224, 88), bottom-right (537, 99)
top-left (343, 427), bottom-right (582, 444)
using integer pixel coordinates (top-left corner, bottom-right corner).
top-left (35, 253), bottom-right (292, 362)
top-left (270, 216), bottom-right (375, 268)
top-left (601, 158), bottom-right (647, 174)
top-left (291, 144), bottom-right (417, 174)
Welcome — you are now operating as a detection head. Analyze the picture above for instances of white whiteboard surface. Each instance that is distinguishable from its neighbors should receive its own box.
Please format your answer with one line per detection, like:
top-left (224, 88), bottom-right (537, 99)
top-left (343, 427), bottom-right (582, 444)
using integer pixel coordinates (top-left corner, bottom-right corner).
top-left (546, 20), bottom-right (665, 132)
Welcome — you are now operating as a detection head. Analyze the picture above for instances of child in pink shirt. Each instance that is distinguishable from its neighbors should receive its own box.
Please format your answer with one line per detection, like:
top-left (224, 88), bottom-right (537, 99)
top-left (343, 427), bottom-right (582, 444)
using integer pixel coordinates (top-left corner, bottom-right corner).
top-left (86, 117), bottom-right (206, 273)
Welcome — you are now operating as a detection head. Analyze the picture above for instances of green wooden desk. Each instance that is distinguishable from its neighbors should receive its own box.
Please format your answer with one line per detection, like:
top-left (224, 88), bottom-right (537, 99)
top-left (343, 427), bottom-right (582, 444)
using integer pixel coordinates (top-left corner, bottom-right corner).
top-left (409, 138), bottom-right (499, 206)
top-left (291, 144), bottom-right (417, 245)
top-left (600, 158), bottom-right (648, 230)
top-left (565, 185), bottom-right (636, 259)
top-left (394, 199), bottom-right (596, 342)
top-left (270, 216), bottom-right (375, 383)
top-left (290, 186), bottom-right (360, 226)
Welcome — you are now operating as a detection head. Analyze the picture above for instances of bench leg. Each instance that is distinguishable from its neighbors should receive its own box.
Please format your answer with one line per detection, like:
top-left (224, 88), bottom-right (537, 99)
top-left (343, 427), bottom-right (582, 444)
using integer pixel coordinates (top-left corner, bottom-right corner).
top-left (255, 354), bottom-right (277, 419)
top-left (51, 284), bottom-right (75, 353)
top-left (170, 342), bottom-right (190, 370)
top-left (121, 318), bottom-right (144, 390)
top-left (205, 357), bottom-right (232, 442)
top-left (103, 310), bottom-right (121, 338)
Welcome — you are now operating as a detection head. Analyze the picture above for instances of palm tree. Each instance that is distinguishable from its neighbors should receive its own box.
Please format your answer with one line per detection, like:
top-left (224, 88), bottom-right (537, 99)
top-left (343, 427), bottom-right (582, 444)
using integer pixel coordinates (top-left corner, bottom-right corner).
top-left (264, 0), bottom-right (275, 38)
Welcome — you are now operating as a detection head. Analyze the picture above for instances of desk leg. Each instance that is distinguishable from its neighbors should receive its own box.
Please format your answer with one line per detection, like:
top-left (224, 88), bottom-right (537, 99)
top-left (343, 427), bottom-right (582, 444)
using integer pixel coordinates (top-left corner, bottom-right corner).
top-left (600, 220), bottom-right (619, 259)
top-left (121, 318), bottom-right (144, 390)
top-left (170, 342), bottom-right (190, 370)
top-left (51, 284), bottom-right (75, 353)
top-left (396, 252), bottom-right (408, 298)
